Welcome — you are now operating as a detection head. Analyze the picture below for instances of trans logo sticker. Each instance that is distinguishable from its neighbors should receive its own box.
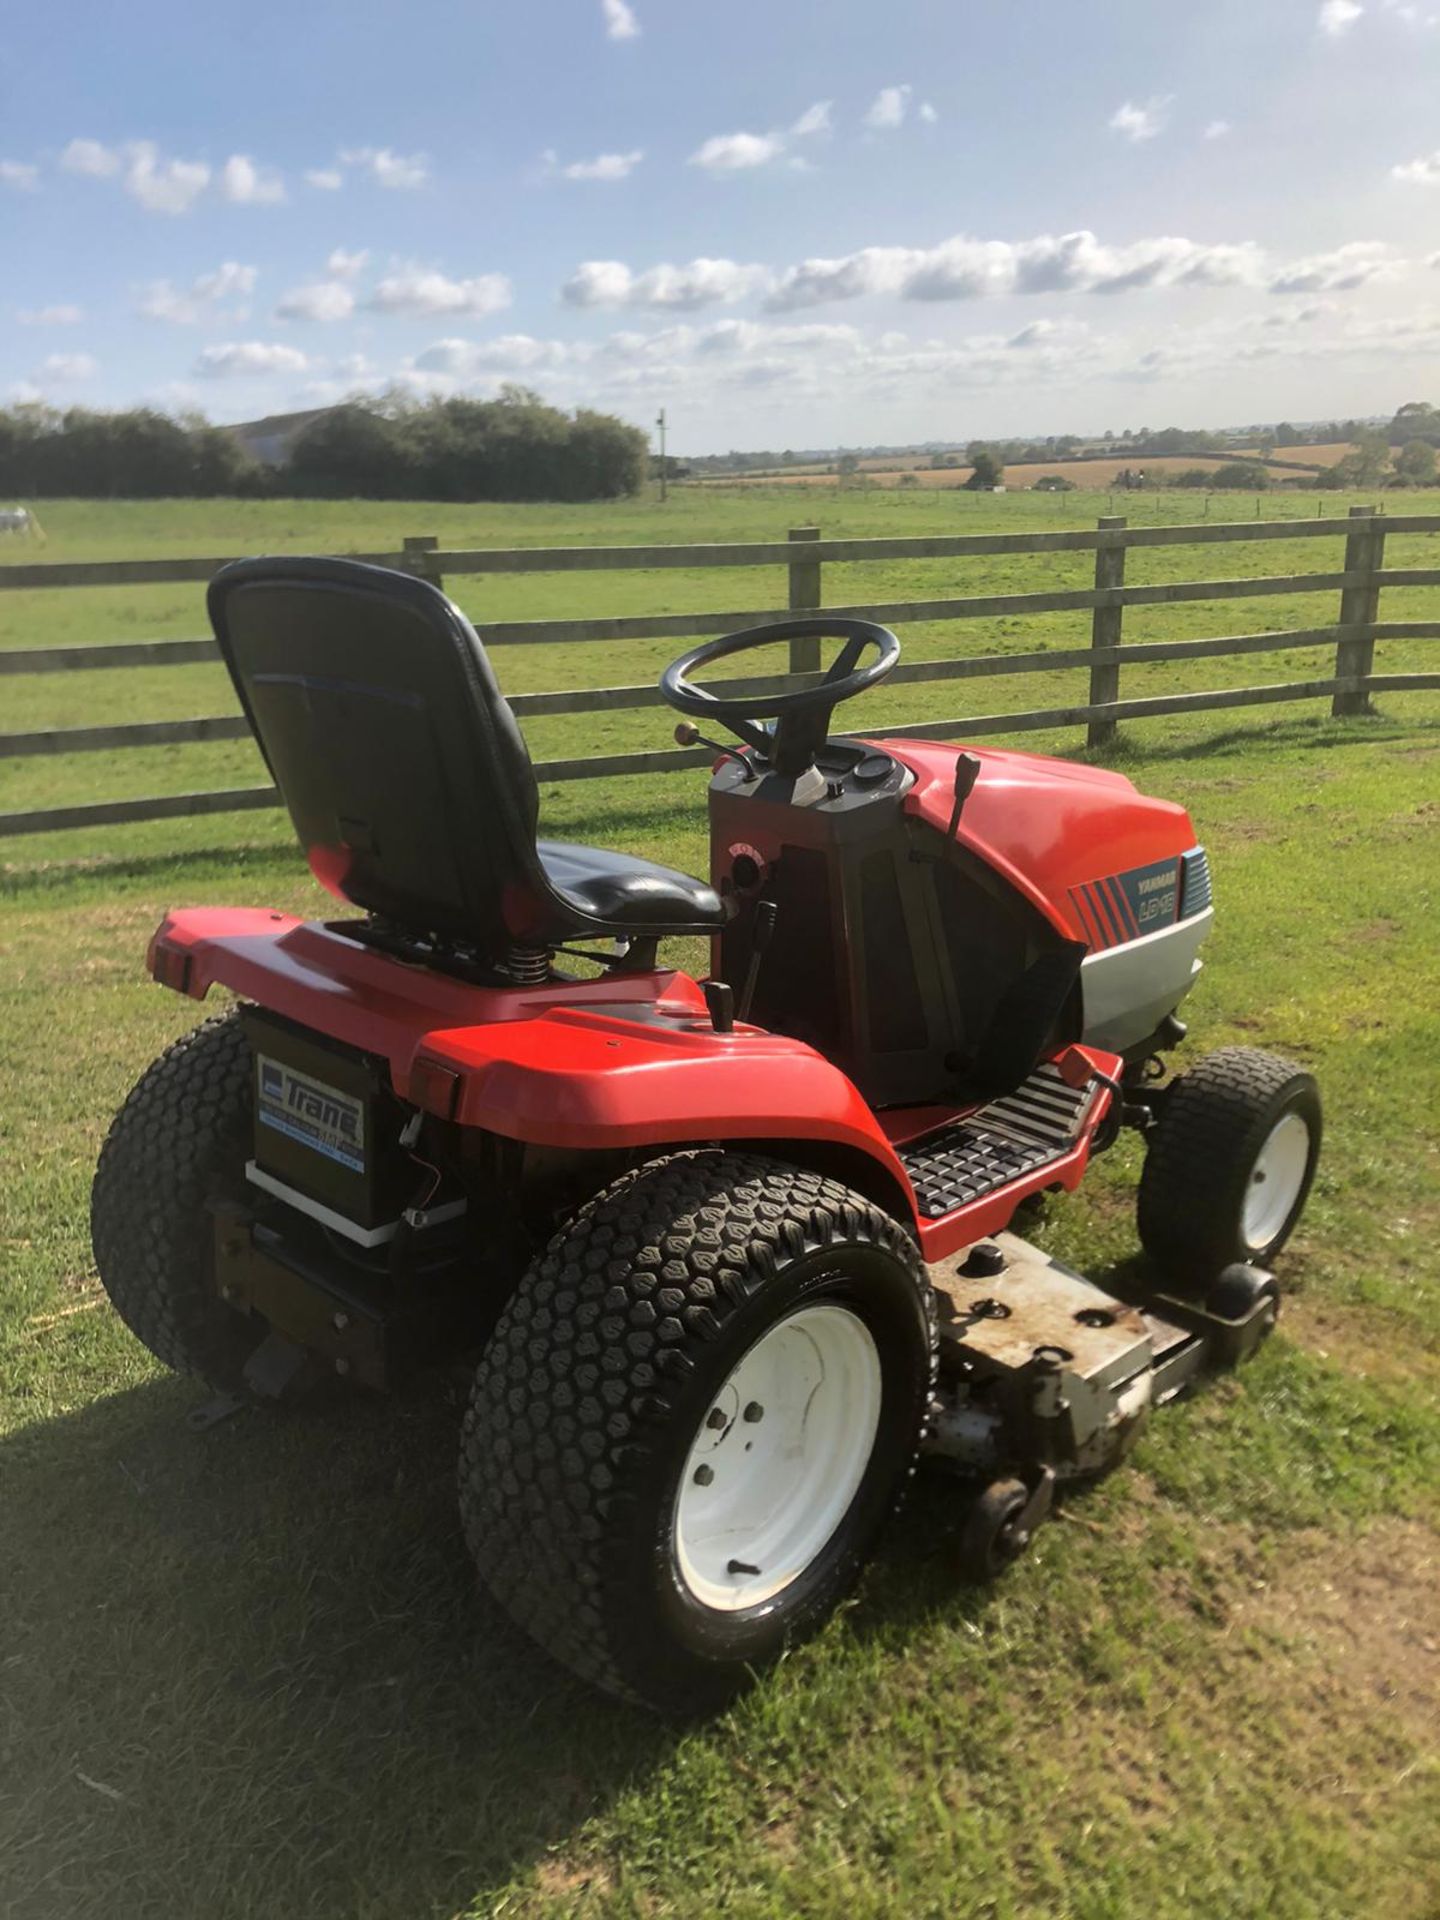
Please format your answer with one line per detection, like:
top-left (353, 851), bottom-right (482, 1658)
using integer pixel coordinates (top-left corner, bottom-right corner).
top-left (257, 1055), bottom-right (365, 1171)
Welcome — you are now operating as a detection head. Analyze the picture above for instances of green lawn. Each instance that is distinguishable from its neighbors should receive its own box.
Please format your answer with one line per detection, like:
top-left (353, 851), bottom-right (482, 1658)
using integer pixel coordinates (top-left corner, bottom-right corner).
top-left (2, 492), bottom-right (1438, 1919)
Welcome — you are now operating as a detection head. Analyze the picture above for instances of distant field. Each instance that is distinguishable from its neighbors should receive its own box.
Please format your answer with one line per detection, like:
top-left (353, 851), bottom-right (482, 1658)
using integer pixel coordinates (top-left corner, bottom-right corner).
top-left (701, 450), bottom-right (1353, 491)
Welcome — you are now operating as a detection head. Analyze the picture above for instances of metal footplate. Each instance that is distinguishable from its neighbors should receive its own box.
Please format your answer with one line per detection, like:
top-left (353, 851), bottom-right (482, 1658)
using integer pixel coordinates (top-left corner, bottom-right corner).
top-left (899, 1065), bottom-right (1098, 1219)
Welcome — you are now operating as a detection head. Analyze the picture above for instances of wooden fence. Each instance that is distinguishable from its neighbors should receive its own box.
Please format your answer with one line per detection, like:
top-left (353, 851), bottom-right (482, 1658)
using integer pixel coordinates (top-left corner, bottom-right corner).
top-left (1, 505), bottom-right (1437, 837)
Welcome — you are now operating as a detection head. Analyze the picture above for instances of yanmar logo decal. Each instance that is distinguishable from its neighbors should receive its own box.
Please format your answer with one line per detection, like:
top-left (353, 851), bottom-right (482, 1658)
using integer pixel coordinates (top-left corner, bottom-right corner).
top-left (257, 1055), bottom-right (365, 1171)
top-left (1071, 857), bottom-right (1181, 950)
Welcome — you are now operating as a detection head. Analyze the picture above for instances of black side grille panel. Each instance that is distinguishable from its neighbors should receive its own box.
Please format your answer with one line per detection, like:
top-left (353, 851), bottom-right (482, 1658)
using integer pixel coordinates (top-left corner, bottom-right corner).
top-left (899, 1063), bottom-right (1096, 1220)
top-left (1179, 845), bottom-right (1213, 919)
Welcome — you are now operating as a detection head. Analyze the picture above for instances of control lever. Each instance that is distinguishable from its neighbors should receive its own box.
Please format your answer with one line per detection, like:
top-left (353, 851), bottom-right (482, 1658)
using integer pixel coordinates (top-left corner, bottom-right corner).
top-left (947, 752), bottom-right (982, 839)
top-left (1057, 1044), bottom-right (1152, 1132)
top-left (673, 721), bottom-right (753, 779)
top-left (738, 899), bottom-right (778, 1023)
top-left (703, 979), bottom-right (735, 1034)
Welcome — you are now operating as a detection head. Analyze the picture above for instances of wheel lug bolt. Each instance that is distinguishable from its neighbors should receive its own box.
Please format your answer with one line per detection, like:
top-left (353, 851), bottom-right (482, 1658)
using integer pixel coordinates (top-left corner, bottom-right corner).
top-left (693, 1464), bottom-right (714, 1486)
top-left (743, 1402), bottom-right (764, 1423)
top-left (706, 1408), bottom-right (727, 1430)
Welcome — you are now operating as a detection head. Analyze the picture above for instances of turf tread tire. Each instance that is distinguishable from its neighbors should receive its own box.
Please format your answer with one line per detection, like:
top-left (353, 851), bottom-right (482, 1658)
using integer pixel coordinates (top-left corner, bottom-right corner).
top-left (1136, 1045), bottom-right (1320, 1287)
top-left (458, 1148), bottom-right (935, 1711)
top-left (91, 1009), bottom-right (263, 1390)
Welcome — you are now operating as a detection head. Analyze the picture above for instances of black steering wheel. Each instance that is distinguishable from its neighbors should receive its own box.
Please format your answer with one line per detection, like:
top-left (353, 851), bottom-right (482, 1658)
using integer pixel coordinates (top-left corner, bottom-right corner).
top-left (659, 616), bottom-right (901, 779)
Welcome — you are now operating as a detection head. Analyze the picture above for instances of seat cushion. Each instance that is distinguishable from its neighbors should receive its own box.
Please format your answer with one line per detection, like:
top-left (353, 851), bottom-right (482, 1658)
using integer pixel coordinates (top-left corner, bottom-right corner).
top-left (538, 840), bottom-right (727, 935)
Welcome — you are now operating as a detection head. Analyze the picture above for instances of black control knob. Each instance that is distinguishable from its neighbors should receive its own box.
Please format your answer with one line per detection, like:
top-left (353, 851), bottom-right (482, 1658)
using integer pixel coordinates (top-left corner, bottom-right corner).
top-left (703, 979), bottom-right (735, 1034)
top-left (960, 1242), bottom-right (1006, 1278)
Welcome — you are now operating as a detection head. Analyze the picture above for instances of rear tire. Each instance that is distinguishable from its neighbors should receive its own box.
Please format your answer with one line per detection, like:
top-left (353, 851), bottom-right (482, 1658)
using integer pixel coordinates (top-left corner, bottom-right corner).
top-left (458, 1149), bottom-right (935, 1713)
top-left (91, 1010), bottom-right (270, 1393)
top-left (1137, 1046), bottom-right (1321, 1290)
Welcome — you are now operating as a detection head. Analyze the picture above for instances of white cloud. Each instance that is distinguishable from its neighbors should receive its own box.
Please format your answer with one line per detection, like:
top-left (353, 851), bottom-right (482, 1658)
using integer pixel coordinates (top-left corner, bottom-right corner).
top-left (276, 281), bottom-right (356, 322)
top-left (689, 131), bottom-right (787, 172)
top-left (413, 334), bottom-right (570, 375)
top-left (568, 228), bottom-right (1409, 322)
top-left (1203, 119), bottom-right (1232, 139)
top-left (1319, 0), bottom-right (1363, 33)
top-left (195, 341), bottom-right (309, 377)
top-left (39, 352), bottom-right (98, 382)
top-left (339, 147), bottom-right (430, 189)
top-left (1108, 96), bottom-right (1171, 142)
top-left (123, 141), bottom-right (211, 214)
top-left (306, 167), bottom-right (343, 190)
top-left (918, 102), bottom-right (939, 125)
top-left (18, 305), bottom-right (83, 325)
top-left (601, 0), bottom-right (640, 38)
top-left (220, 154), bottom-right (286, 205)
top-left (687, 100), bottom-right (830, 175)
top-left (1267, 240), bottom-right (1398, 292)
top-left (557, 148), bottom-right (644, 181)
top-left (0, 160), bottom-right (39, 192)
top-left (326, 247), bottom-right (369, 278)
top-left (365, 266), bottom-right (512, 316)
top-left (791, 100), bottom-right (833, 137)
top-left (138, 261), bottom-right (256, 324)
top-left (1392, 149), bottom-right (1440, 183)
top-left (764, 229), bottom-right (1267, 310)
top-left (60, 138), bottom-right (120, 178)
top-left (865, 85), bottom-right (913, 130)
top-left (562, 257), bottom-right (770, 310)
top-left (59, 134), bottom-right (234, 212)
top-left (195, 262), bottom-right (258, 301)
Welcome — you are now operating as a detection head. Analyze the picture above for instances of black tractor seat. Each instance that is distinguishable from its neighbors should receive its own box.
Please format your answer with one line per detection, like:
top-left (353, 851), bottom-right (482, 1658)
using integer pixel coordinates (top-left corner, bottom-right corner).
top-left (537, 840), bottom-right (723, 934)
top-left (208, 556), bottom-right (726, 952)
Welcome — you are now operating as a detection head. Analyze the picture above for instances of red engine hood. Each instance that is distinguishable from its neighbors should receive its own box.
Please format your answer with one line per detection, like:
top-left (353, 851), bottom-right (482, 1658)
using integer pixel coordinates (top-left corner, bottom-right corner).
top-left (882, 738), bottom-right (1198, 942)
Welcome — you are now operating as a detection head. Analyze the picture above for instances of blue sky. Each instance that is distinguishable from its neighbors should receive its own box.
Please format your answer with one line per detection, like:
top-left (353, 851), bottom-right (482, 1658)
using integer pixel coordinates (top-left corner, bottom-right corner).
top-left (3, 0), bottom-right (1439, 451)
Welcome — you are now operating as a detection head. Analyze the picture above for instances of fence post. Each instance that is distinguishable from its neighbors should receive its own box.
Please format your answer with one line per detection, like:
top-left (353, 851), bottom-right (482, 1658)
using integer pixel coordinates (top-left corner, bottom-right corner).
top-left (1087, 515), bottom-right (1127, 749)
top-left (787, 525), bottom-right (822, 675)
top-left (403, 535), bottom-right (443, 592)
top-left (1332, 504), bottom-right (1385, 717)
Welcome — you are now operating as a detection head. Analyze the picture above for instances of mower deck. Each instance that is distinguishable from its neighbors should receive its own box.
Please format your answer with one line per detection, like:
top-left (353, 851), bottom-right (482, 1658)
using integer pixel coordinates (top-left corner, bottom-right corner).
top-left (925, 1228), bottom-right (1279, 1510)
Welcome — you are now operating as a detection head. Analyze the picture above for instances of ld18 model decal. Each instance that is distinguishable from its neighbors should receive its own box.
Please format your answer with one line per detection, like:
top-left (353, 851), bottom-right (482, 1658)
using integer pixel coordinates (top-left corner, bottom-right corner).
top-left (257, 1055), bottom-right (365, 1170)
top-left (1071, 855), bottom-right (1182, 951)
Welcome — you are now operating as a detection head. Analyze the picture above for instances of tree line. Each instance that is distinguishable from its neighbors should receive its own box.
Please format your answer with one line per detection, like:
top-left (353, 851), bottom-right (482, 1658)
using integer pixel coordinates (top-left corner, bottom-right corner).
top-left (0, 388), bottom-right (650, 501)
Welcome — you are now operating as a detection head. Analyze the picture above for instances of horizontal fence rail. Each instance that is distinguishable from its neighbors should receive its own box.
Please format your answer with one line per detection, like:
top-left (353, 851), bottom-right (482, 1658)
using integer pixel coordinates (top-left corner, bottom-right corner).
top-left (1, 508), bottom-right (1437, 837)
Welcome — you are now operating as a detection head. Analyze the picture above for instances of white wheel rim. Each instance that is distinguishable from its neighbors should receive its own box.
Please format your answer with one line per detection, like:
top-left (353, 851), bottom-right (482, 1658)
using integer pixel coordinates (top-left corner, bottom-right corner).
top-left (672, 1303), bottom-right (883, 1613)
top-left (1243, 1111), bottom-right (1311, 1249)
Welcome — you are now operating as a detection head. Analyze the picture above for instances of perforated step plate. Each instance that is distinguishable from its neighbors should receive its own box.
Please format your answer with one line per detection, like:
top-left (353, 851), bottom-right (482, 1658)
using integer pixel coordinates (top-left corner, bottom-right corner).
top-left (899, 1063), bottom-right (1098, 1220)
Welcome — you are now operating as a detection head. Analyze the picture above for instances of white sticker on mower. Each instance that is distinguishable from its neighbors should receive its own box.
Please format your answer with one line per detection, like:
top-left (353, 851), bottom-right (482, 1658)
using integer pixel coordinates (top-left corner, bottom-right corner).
top-left (256, 1055), bottom-right (365, 1172)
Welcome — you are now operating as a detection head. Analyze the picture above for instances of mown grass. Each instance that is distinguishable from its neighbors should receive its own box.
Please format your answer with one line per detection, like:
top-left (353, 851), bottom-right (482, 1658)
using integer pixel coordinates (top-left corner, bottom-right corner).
top-left (1, 494), bottom-right (1438, 1919)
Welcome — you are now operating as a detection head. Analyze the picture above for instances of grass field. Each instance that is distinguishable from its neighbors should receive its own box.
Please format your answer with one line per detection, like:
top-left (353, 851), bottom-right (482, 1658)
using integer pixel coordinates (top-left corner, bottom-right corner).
top-left (2, 491), bottom-right (1439, 1919)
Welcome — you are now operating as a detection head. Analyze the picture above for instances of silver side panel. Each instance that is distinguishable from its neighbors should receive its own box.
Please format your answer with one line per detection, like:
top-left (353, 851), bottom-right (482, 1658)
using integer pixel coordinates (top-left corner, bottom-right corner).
top-left (1080, 908), bottom-right (1213, 1053)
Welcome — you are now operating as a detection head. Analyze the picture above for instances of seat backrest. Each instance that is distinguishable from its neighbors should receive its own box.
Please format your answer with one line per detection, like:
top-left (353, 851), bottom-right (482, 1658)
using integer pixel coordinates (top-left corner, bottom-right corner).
top-left (209, 556), bottom-right (550, 948)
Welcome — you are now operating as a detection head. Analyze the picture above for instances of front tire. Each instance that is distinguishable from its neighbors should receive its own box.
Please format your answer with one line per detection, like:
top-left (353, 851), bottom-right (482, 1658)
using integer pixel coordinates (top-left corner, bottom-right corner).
top-left (91, 1010), bottom-right (269, 1393)
top-left (1137, 1046), bottom-right (1321, 1289)
top-left (458, 1149), bottom-right (935, 1713)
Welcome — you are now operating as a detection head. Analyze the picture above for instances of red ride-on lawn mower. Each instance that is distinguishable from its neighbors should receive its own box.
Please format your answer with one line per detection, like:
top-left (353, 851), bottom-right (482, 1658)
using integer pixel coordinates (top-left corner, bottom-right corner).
top-left (92, 558), bottom-right (1322, 1712)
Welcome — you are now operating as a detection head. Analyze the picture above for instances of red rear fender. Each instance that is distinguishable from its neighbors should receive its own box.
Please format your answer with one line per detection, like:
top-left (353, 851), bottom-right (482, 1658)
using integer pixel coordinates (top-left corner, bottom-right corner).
top-left (147, 909), bottom-right (918, 1212)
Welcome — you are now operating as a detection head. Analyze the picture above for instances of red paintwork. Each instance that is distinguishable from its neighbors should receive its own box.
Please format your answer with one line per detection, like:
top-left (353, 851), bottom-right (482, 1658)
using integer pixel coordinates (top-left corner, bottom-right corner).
top-left (146, 738), bottom-right (1176, 1250)
top-left (146, 905), bottom-right (1120, 1253)
top-left (149, 908), bottom-right (914, 1204)
top-left (886, 738), bottom-right (1197, 947)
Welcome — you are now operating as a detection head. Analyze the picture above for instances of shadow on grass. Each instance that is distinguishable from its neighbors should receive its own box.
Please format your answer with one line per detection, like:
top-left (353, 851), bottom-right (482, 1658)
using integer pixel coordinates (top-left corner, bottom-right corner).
top-left (0, 840), bottom-right (306, 902)
top-left (0, 1376), bottom-right (675, 1919)
top-left (1087, 707), bottom-right (1440, 768)
top-left (0, 1363), bottom-right (1007, 1920)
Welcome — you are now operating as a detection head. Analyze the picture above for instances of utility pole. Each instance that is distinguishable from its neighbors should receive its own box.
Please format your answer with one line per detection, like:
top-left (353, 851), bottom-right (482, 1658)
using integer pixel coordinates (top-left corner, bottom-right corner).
top-left (656, 407), bottom-right (667, 503)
